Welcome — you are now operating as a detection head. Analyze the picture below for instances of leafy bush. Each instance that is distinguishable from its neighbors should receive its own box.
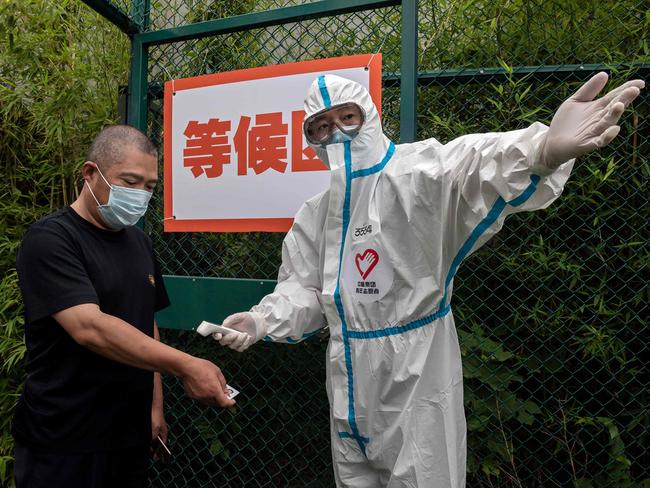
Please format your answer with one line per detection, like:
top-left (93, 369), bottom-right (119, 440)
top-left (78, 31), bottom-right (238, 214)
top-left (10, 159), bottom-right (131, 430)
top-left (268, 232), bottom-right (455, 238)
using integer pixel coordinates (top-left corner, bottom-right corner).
top-left (0, 1), bottom-right (128, 485)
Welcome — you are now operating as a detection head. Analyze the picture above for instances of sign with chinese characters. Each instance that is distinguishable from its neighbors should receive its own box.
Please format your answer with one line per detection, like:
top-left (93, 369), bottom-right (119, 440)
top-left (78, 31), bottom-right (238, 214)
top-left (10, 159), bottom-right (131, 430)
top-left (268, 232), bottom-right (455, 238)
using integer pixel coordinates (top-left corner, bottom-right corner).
top-left (163, 54), bottom-right (382, 232)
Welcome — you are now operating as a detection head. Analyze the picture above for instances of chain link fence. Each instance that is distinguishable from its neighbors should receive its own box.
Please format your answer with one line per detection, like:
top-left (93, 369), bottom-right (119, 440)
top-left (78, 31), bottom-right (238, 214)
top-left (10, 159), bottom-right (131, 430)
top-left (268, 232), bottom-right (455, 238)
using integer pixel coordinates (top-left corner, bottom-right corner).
top-left (86, 1), bottom-right (648, 486)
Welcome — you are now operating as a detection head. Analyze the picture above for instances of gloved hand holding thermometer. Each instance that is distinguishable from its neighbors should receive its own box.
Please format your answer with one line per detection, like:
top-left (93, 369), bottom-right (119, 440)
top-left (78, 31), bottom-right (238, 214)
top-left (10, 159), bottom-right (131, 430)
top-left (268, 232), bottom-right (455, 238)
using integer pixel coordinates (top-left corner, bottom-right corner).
top-left (197, 312), bottom-right (267, 353)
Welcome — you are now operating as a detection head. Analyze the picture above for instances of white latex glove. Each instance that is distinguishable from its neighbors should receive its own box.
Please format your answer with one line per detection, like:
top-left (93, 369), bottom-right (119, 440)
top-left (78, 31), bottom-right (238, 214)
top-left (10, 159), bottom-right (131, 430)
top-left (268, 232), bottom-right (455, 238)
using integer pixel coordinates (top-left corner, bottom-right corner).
top-left (213, 312), bottom-right (267, 353)
top-left (541, 72), bottom-right (644, 169)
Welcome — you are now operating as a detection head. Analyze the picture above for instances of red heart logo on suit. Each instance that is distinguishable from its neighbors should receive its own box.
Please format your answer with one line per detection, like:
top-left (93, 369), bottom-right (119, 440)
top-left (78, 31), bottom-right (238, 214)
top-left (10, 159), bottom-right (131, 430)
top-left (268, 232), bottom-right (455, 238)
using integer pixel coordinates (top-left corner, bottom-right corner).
top-left (355, 249), bottom-right (379, 280)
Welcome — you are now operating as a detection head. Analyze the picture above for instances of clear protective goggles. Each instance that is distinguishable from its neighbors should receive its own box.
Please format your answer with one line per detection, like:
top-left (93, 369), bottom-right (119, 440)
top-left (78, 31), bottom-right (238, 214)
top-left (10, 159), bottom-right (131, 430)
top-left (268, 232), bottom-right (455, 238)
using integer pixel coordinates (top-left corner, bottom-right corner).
top-left (304, 102), bottom-right (365, 145)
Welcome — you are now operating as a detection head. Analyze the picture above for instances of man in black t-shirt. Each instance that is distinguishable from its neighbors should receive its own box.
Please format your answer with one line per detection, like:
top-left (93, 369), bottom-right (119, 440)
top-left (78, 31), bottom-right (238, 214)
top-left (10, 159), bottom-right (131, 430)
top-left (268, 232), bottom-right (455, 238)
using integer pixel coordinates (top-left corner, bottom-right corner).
top-left (13, 125), bottom-right (235, 488)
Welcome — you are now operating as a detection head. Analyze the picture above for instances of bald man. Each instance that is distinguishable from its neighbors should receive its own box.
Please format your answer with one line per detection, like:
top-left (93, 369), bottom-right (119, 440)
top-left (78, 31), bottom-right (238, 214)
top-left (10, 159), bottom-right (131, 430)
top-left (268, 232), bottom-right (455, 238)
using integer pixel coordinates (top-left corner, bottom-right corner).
top-left (12, 126), bottom-right (234, 488)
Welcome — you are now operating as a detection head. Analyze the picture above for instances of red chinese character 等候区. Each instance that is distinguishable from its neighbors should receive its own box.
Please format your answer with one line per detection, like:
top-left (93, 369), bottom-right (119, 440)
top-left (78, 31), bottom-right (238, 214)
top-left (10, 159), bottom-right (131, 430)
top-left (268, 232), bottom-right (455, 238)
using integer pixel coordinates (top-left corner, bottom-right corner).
top-left (183, 118), bottom-right (232, 178)
top-left (234, 112), bottom-right (288, 175)
top-left (291, 110), bottom-right (327, 172)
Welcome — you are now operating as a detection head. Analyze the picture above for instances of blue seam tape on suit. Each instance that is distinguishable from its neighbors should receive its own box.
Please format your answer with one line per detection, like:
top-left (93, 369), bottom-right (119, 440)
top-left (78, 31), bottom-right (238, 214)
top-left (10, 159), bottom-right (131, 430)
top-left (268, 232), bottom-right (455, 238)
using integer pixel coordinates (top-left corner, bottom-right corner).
top-left (350, 142), bottom-right (396, 179)
top-left (348, 304), bottom-right (451, 339)
top-left (333, 141), bottom-right (367, 454)
top-left (318, 75), bottom-right (332, 109)
top-left (438, 174), bottom-right (540, 312)
top-left (335, 141), bottom-right (399, 450)
top-left (338, 431), bottom-right (370, 442)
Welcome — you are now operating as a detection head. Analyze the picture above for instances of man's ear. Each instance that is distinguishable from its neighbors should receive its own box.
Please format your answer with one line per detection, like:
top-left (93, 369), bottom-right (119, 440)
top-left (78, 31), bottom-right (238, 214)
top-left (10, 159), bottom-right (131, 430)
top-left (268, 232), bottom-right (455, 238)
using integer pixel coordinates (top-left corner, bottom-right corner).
top-left (81, 161), bottom-right (97, 183)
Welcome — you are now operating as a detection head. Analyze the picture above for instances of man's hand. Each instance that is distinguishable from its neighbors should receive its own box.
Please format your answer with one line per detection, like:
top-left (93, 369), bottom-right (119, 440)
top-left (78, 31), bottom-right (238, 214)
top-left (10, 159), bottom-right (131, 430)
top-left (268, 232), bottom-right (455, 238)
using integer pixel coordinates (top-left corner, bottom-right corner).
top-left (181, 357), bottom-right (236, 407)
top-left (151, 367), bottom-right (167, 446)
top-left (541, 72), bottom-right (644, 168)
top-left (151, 405), bottom-right (168, 444)
top-left (151, 402), bottom-right (168, 460)
top-left (151, 325), bottom-right (168, 452)
top-left (213, 312), bottom-right (266, 353)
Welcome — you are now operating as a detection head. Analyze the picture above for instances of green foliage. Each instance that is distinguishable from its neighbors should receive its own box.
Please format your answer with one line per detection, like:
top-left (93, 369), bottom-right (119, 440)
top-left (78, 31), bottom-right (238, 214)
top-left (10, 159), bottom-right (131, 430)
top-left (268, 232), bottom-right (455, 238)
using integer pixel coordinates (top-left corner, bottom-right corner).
top-left (0, 0), bottom-right (129, 484)
top-left (449, 66), bottom-right (647, 485)
top-left (412, 6), bottom-right (648, 481)
top-left (418, 0), bottom-right (648, 69)
top-left (0, 272), bottom-right (23, 488)
top-left (433, 5), bottom-right (642, 488)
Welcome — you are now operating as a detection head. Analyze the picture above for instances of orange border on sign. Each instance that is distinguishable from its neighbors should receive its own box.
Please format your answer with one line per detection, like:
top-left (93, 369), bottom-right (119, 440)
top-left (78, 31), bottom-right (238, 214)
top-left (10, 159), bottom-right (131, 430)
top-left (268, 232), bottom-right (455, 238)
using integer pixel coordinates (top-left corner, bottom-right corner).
top-left (164, 53), bottom-right (382, 233)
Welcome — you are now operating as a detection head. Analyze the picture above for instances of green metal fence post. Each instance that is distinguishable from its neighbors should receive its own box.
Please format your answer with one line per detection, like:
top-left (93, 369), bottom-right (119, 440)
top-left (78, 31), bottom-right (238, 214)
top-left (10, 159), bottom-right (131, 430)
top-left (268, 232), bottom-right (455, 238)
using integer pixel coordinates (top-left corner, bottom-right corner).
top-left (400, 0), bottom-right (418, 143)
top-left (127, 35), bottom-right (148, 232)
top-left (127, 2), bottom-right (150, 230)
top-left (127, 0), bottom-right (150, 131)
top-left (127, 35), bottom-right (148, 131)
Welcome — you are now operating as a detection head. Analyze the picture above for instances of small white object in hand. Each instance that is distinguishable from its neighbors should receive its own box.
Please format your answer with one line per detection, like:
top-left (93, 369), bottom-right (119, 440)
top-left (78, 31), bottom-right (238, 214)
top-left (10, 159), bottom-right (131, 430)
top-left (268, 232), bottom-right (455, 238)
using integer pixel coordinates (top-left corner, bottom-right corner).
top-left (225, 385), bottom-right (240, 400)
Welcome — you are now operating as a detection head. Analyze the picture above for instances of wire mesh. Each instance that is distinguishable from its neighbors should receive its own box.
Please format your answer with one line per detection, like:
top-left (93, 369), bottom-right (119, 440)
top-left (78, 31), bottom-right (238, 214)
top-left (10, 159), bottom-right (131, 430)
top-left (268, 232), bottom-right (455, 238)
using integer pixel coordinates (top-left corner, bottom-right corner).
top-left (153, 331), bottom-right (333, 487)
top-left (148, 0), bottom-right (317, 32)
top-left (413, 2), bottom-right (648, 486)
top-left (132, 1), bottom-right (649, 487)
top-left (417, 1), bottom-right (645, 70)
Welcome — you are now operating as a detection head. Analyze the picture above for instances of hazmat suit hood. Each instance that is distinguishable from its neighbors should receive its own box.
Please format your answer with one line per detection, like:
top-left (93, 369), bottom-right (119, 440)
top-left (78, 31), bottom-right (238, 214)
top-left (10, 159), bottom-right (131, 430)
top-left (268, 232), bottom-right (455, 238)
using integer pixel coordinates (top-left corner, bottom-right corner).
top-left (304, 74), bottom-right (392, 170)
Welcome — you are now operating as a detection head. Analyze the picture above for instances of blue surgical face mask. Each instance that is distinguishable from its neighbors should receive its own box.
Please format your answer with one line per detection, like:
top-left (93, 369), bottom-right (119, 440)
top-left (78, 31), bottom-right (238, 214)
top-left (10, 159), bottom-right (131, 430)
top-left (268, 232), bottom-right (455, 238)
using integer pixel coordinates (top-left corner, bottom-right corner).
top-left (86, 166), bottom-right (152, 230)
top-left (320, 126), bottom-right (359, 147)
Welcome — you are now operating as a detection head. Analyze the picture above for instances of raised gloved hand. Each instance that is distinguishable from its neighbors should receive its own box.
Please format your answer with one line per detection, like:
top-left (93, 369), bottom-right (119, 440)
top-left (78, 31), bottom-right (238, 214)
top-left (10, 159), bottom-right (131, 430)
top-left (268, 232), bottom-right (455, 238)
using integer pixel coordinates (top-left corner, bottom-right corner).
top-left (213, 312), bottom-right (267, 352)
top-left (541, 72), bottom-right (644, 169)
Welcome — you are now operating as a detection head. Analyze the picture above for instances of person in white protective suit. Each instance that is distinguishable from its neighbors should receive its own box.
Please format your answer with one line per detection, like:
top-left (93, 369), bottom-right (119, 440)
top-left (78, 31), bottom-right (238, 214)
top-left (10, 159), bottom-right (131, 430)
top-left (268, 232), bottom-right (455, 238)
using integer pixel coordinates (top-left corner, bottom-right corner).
top-left (210, 72), bottom-right (644, 487)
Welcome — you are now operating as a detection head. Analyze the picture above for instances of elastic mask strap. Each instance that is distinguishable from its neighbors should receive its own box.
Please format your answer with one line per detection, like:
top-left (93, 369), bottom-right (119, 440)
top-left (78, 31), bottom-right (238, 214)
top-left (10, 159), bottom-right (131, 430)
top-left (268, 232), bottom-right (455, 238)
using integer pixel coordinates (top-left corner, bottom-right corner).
top-left (95, 166), bottom-right (113, 190)
top-left (86, 164), bottom-right (111, 206)
top-left (85, 181), bottom-right (102, 206)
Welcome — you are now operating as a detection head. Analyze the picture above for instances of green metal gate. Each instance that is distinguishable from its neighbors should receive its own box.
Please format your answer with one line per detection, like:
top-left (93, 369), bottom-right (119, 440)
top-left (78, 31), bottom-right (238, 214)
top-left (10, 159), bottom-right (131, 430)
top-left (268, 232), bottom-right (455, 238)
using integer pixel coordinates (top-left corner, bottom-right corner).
top-left (83, 1), bottom-right (648, 486)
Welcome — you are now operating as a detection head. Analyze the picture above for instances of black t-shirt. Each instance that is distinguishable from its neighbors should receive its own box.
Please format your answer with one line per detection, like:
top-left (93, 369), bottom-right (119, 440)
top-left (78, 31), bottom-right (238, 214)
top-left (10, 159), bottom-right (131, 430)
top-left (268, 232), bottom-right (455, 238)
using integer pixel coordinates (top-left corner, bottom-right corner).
top-left (12, 206), bottom-right (170, 452)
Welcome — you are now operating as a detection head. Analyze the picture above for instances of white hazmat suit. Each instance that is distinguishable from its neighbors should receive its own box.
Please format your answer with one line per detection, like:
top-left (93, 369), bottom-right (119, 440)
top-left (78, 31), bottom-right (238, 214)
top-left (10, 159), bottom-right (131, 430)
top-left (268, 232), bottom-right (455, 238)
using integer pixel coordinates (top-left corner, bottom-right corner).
top-left (213, 72), bottom-right (644, 487)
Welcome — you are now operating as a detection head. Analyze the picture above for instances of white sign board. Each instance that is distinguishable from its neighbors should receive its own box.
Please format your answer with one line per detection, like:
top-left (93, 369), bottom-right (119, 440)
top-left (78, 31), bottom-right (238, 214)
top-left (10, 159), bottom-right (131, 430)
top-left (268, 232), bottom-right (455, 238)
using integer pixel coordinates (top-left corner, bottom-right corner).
top-left (163, 54), bottom-right (382, 232)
